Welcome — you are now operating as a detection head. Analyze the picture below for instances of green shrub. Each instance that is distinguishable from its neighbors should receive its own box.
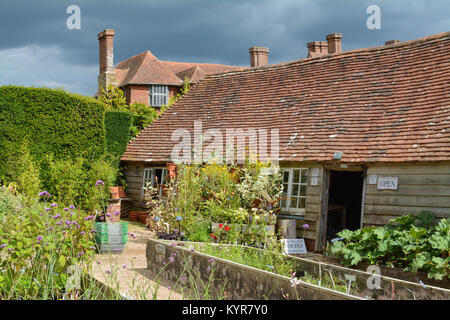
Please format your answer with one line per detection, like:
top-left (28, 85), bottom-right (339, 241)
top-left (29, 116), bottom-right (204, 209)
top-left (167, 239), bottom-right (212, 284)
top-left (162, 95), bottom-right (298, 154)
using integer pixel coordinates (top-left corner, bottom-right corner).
top-left (0, 86), bottom-right (106, 183)
top-left (105, 110), bottom-right (133, 166)
top-left (128, 102), bottom-right (158, 137)
top-left (40, 155), bottom-right (118, 213)
top-left (13, 139), bottom-right (41, 206)
top-left (0, 187), bottom-right (96, 299)
top-left (329, 212), bottom-right (450, 280)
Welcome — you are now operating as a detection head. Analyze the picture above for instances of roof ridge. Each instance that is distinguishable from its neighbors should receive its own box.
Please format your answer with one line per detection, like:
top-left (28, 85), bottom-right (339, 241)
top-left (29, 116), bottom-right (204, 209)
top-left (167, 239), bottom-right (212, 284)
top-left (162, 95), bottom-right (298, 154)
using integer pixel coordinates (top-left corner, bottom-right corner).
top-left (205, 30), bottom-right (450, 79)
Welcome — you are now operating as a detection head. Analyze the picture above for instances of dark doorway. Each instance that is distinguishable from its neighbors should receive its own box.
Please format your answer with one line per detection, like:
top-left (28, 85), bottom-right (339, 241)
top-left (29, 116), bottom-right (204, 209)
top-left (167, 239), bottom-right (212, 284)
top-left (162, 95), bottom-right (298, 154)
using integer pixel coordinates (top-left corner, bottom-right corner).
top-left (326, 171), bottom-right (364, 241)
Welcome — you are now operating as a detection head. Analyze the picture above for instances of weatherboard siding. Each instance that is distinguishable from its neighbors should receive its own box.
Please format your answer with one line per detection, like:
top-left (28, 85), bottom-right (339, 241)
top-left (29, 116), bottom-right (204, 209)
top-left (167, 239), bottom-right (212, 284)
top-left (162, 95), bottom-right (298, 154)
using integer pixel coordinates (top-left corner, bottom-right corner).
top-left (363, 163), bottom-right (450, 226)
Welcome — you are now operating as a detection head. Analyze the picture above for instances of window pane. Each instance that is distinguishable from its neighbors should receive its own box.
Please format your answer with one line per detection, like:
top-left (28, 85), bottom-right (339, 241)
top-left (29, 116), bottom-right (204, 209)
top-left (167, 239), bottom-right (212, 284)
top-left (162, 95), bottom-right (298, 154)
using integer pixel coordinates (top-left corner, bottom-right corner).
top-left (299, 198), bottom-right (306, 209)
top-left (301, 170), bottom-right (308, 183)
top-left (283, 170), bottom-right (289, 183)
top-left (290, 197), bottom-right (298, 208)
top-left (292, 184), bottom-right (299, 196)
top-left (300, 185), bottom-right (307, 197)
top-left (281, 199), bottom-right (286, 208)
top-left (293, 169), bottom-right (300, 183)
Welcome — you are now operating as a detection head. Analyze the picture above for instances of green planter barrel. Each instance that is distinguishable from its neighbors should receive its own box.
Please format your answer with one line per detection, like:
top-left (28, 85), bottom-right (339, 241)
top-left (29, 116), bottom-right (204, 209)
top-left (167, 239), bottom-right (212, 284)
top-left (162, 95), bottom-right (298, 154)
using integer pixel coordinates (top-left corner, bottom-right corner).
top-left (94, 222), bottom-right (128, 254)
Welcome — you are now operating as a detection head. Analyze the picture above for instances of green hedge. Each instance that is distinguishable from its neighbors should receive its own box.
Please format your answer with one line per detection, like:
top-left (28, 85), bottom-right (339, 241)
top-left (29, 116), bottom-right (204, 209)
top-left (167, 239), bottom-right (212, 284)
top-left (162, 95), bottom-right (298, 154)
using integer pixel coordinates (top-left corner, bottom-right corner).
top-left (105, 110), bottom-right (132, 167)
top-left (0, 86), bottom-right (106, 182)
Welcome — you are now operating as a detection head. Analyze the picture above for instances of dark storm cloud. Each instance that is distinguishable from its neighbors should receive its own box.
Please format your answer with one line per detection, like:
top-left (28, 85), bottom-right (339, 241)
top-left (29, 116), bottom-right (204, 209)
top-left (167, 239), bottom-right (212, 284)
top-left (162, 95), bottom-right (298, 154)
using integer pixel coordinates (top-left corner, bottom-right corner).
top-left (0, 0), bottom-right (449, 95)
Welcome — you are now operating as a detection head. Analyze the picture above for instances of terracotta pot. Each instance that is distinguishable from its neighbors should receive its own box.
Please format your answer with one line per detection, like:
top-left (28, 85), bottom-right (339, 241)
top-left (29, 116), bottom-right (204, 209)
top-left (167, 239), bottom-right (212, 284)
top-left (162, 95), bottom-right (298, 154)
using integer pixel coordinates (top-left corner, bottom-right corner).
top-left (166, 163), bottom-right (176, 171)
top-left (139, 214), bottom-right (148, 224)
top-left (129, 211), bottom-right (140, 222)
top-left (109, 187), bottom-right (120, 199)
top-left (109, 186), bottom-right (126, 199)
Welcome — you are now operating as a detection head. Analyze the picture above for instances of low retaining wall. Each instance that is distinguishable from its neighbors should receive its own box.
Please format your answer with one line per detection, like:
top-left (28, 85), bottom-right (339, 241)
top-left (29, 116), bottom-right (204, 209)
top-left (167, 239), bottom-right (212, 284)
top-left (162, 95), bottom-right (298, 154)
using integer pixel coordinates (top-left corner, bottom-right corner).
top-left (146, 239), bottom-right (362, 300)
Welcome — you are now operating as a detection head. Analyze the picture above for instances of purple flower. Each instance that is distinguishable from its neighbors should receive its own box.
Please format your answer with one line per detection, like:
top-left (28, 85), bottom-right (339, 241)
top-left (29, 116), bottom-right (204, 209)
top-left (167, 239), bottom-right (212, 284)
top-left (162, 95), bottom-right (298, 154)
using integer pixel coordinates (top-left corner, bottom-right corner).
top-left (36, 235), bottom-right (43, 242)
top-left (302, 224), bottom-right (309, 229)
top-left (95, 180), bottom-right (104, 186)
top-left (69, 205), bottom-right (76, 210)
top-left (106, 270), bottom-right (111, 274)
top-left (64, 208), bottom-right (69, 212)
top-left (218, 247), bottom-right (222, 250)
top-left (84, 215), bottom-right (94, 221)
top-left (81, 231), bottom-right (85, 235)
top-left (56, 221), bottom-right (62, 226)
top-left (71, 221), bottom-right (80, 228)
top-left (169, 256), bottom-right (175, 262)
top-left (206, 266), bottom-right (211, 272)
top-left (39, 191), bottom-right (51, 197)
top-left (106, 213), bottom-right (111, 217)
top-left (65, 220), bottom-right (71, 226)
top-left (90, 230), bottom-right (96, 234)
top-left (50, 203), bottom-right (58, 208)
top-left (113, 211), bottom-right (120, 216)
top-left (174, 229), bottom-right (179, 233)
top-left (167, 286), bottom-right (171, 290)
top-left (0, 244), bottom-right (6, 249)
top-left (77, 251), bottom-right (84, 258)
top-left (208, 258), bottom-right (214, 263)
top-left (162, 261), bottom-right (166, 265)
top-left (44, 208), bottom-right (51, 212)
top-left (190, 248), bottom-right (195, 253)
top-left (53, 214), bottom-right (61, 219)
top-left (180, 276), bottom-right (187, 281)
top-left (122, 265), bottom-right (126, 269)
top-left (100, 216), bottom-right (104, 221)
top-left (62, 231), bottom-right (67, 235)
top-left (89, 246), bottom-right (96, 250)
top-left (96, 261), bottom-right (101, 264)
top-left (172, 252), bottom-right (177, 257)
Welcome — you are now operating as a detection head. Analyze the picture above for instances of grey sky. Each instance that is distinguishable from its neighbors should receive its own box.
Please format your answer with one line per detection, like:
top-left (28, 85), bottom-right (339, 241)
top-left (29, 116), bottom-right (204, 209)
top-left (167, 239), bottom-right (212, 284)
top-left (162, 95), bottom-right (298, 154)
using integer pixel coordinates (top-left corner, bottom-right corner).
top-left (0, 0), bottom-right (449, 96)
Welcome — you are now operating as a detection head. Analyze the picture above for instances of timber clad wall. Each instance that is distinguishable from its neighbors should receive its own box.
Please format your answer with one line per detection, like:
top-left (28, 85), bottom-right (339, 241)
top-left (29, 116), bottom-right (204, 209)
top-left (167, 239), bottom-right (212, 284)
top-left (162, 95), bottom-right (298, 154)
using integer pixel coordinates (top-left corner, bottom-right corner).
top-left (364, 163), bottom-right (450, 226)
top-left (123, 162), bottom-right (145, 207)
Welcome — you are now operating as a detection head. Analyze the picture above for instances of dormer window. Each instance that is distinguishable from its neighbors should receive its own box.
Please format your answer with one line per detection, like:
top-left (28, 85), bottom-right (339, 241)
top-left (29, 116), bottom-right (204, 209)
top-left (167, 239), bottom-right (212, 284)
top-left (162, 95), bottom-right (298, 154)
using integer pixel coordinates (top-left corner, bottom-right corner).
top-left (149, 85), bottom-right (169, 107)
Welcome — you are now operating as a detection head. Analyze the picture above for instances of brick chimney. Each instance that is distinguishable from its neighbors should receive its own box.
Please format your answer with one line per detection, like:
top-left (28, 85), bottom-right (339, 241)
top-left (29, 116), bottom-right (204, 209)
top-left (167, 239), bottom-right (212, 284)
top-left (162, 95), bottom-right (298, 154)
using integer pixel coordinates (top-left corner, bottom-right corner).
top-left (307, 41), bottom-right (328, 58)
top-left (98, 29), bottom-right (117, 95)
top-left (249, 46), bottom-right (269, 67)
top-left (385, 40), bottom-right (401, 46)
top-left (326, 33), bottom-right (342, 54)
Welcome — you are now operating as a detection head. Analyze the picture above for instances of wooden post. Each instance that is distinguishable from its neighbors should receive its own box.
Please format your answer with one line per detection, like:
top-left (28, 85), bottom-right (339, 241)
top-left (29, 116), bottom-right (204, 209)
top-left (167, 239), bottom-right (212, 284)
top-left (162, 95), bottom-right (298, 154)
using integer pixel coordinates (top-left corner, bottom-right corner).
top-left (316, 169), bottom-right (330, 252)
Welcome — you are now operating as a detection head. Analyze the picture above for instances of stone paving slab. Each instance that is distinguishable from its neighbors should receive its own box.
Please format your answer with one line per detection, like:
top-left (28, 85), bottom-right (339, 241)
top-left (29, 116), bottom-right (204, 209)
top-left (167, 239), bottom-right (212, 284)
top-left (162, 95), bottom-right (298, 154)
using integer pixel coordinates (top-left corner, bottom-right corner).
top-left (90, 222), bottom-right (183, 300)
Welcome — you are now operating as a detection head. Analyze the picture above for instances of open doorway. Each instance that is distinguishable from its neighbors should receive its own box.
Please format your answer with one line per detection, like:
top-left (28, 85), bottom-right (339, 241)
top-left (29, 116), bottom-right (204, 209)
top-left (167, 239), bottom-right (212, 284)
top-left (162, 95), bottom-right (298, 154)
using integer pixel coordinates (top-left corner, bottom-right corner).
top-left (326, 170), bottom-right (364, 241)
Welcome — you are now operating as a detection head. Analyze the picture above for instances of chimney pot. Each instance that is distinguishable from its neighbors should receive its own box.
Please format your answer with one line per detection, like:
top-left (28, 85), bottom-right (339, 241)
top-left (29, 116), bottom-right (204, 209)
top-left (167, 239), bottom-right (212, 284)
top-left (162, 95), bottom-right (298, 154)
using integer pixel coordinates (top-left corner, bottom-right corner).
top-left (307, 41), bottom-right (328, 58)
top-left (326, 33), bottom-right (342, 54)
top-left (385, 40), bottom-right (401, 46)
top-left (249, 46), bottom-right (269, 67)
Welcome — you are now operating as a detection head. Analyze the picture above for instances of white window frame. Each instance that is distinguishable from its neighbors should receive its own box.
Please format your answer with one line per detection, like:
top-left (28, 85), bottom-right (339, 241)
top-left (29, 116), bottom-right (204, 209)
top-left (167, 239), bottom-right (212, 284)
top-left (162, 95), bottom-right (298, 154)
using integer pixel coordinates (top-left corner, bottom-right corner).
top-left (149, 85), bottom-right (169, 107)
top-left (142, 167), bottom-right (167, 199)
top-left (280, 168), bottom-right (309, 215)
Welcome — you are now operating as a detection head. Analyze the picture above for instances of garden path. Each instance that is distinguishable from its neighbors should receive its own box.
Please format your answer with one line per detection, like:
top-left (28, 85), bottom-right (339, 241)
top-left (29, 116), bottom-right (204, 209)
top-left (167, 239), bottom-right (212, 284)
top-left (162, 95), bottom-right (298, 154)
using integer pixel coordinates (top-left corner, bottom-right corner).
top-left (90, 220), bottom-right (183, 300)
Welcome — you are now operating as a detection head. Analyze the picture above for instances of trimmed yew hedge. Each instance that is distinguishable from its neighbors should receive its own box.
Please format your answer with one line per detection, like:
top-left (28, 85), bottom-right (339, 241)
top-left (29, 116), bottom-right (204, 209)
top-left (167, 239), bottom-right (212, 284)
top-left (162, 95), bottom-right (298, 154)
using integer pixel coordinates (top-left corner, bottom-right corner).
top-left (105, 110), bottom-right (133, 166)
top-left (0, 86), bottom-right (106, 181)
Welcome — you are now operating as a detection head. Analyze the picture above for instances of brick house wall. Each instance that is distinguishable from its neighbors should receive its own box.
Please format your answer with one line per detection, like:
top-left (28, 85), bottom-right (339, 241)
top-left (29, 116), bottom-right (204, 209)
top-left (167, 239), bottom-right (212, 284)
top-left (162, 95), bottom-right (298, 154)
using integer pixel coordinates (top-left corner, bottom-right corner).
top-left (123, 84), bottom-right (181, 106)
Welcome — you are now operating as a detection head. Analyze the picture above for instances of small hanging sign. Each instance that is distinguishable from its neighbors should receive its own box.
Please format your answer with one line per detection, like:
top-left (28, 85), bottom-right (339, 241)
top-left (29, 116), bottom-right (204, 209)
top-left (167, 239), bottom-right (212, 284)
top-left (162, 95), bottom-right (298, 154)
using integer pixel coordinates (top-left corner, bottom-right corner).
top-left (280, 239), bottom-right (307, 255)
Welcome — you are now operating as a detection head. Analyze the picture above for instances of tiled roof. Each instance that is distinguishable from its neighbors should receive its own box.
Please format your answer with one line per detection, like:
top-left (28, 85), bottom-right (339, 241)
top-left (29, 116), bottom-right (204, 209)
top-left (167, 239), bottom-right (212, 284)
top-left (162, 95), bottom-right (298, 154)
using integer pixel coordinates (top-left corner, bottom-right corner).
top-left (122, 32), bottom-right (450, 164)
top-left (114, 51), bottom-right (245, 87)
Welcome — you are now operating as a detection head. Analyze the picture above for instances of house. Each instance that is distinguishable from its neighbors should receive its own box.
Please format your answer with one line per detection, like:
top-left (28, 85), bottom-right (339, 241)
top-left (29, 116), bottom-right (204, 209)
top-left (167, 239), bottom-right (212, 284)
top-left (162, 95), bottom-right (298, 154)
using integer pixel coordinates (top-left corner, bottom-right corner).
top-left (97, 29), bottom-right (247, 109)
top-left (121, 31), bottom-right (450, 252)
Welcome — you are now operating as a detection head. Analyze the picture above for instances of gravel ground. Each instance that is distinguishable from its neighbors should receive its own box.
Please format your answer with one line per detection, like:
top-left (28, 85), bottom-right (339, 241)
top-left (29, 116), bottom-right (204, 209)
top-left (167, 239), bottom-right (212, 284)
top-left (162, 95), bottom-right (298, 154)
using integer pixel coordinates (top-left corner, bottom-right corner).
top-left (90, 220), bottom-right (183, 300)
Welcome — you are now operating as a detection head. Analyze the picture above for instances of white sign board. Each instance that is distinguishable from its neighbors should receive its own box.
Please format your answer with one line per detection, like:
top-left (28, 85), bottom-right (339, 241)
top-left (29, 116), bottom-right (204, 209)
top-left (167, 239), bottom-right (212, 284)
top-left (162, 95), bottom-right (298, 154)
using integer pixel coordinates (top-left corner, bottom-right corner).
top-left (280, 239), bottom-right (307, 255)
top-left (377, 176), bottom-right (398, 190)
top-left (368, 174), bottom-right (378, 185)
